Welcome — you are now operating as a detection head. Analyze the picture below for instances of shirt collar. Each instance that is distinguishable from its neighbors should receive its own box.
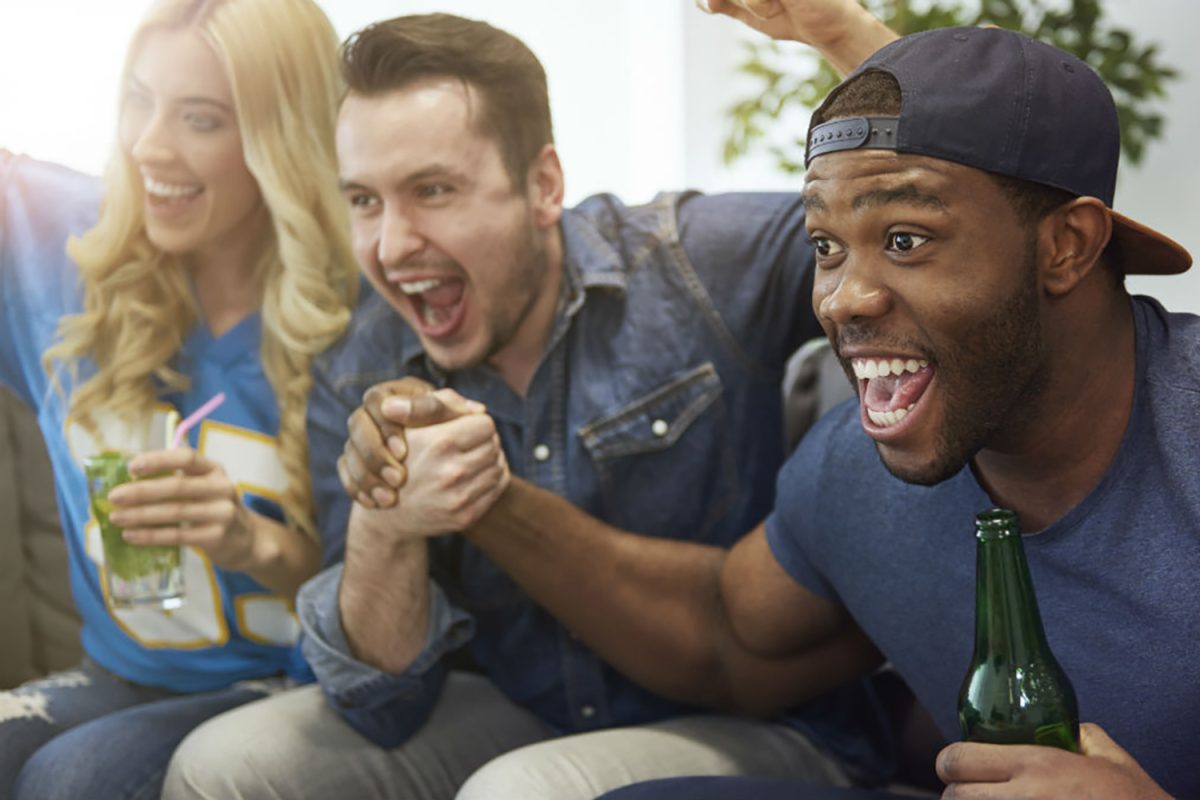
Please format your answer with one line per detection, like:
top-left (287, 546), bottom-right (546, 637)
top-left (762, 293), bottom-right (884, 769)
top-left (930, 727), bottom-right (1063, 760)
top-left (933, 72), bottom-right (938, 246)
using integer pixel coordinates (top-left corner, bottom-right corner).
top-left (560, 205), bottom-right (628, 305)
top-left (180, 310), bottom-right (262, 369)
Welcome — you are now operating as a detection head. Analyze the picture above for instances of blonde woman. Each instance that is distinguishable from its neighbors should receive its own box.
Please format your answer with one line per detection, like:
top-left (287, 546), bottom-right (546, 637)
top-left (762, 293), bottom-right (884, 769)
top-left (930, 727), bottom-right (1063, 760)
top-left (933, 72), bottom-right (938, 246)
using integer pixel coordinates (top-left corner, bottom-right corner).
top-left (0, 0), bottom-right (356, 797)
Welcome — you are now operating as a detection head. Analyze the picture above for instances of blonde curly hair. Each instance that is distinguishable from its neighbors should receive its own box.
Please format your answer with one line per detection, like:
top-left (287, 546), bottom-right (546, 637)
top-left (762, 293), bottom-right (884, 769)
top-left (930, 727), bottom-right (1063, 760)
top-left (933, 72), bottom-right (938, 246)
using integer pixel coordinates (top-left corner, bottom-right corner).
top-left (44, 0), bottom-right (357, 540)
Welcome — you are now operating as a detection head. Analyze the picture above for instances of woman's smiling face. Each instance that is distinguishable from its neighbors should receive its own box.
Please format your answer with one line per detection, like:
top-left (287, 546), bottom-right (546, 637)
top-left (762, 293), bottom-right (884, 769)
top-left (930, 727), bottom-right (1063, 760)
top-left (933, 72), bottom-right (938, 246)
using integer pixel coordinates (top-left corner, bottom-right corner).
top-left (120, 28), bottom-right (266, 265)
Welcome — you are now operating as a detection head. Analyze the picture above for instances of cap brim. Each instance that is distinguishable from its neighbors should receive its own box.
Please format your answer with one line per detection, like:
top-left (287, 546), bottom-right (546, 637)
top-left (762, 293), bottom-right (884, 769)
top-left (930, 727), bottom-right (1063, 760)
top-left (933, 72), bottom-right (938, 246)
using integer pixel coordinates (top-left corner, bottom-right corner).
top-left (1110, 210), bottom-right (1192, 275)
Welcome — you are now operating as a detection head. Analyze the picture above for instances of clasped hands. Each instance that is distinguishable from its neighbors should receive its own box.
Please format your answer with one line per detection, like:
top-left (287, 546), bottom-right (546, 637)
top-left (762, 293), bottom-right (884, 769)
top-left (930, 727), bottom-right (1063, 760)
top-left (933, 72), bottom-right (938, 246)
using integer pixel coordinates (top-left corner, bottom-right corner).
top-left (337, 377), bottom-right (510, 541)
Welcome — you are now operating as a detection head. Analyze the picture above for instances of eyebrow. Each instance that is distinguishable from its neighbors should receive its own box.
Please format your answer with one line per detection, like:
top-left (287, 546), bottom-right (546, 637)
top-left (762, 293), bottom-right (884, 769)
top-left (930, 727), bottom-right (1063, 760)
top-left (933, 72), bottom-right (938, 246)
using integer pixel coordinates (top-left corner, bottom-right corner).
top-left (853, 185), bottom-right (947, 211)
top-left (801, 192), bottom-right (828, 212)
top-left (803, 184), bottom-right (948, 214)
top-left (127, 76), bottom-right (233, 113)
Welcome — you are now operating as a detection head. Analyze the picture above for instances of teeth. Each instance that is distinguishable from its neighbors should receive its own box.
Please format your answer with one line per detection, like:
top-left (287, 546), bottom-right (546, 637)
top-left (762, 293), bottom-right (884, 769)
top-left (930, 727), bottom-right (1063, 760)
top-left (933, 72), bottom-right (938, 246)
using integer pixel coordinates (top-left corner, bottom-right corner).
top-left (852, 357), bottom-right (929, 381)
top-left (853, 356), bottom-right (929, 428)
top-left (867, 403), bottom-right (916, 428)
top-left (398, 278), bottom-right (446, 295)
top-left (420, 302), bottom-right (451, 327)
top-left (143, 177), bottom-right (202, 198)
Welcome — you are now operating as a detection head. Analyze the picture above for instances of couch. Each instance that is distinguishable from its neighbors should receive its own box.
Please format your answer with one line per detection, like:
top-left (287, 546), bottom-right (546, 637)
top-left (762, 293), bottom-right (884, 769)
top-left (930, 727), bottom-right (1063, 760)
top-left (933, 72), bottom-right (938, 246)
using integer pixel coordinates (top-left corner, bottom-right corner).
top-left (0, 386), bottom-right (81, 689)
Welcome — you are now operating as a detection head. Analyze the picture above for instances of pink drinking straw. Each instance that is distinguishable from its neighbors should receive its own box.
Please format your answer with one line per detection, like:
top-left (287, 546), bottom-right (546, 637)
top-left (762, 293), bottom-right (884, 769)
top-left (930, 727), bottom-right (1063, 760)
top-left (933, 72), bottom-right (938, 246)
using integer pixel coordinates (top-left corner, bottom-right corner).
top-left (171, 392), bottom-right (226, 449)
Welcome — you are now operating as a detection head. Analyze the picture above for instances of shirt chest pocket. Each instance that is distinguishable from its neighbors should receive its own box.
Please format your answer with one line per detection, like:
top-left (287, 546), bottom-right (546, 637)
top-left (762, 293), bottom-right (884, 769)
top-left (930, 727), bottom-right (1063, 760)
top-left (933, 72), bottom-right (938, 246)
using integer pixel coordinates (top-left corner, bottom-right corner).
top-left (577, 363), bottom-right (738, 542)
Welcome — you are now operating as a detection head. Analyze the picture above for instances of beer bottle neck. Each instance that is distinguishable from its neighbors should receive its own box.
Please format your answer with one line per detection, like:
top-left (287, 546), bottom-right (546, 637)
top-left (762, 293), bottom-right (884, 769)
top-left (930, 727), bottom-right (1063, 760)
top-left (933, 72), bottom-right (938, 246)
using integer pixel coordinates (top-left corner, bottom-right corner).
top-left (974, 530), bottom-right (1051, 664)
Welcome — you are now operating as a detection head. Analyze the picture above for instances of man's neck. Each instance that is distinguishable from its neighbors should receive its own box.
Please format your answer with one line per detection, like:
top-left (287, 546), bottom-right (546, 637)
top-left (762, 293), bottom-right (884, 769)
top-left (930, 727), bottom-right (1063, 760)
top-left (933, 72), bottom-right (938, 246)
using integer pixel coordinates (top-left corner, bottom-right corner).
top-left (973, 294), bottom-right (1136, 532)
top-left (488, 231), bottom-right (566, 398)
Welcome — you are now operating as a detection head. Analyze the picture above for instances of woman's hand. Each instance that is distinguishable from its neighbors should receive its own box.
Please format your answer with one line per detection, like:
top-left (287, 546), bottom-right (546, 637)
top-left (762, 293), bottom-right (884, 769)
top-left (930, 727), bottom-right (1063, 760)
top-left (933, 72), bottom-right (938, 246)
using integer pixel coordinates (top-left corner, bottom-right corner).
top-left (106, 447), bottom-right (259, 572)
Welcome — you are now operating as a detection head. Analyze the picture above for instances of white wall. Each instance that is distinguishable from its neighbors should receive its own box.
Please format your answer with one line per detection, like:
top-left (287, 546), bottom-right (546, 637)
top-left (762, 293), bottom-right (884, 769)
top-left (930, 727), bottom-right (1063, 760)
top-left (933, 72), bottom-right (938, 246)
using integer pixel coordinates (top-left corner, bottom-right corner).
top-left (0, 0), bottom-right (684, 207)
top-left (1, 0), bottom-right (1195, 310)
top-left (1100, 0), bottom-right (1199, 309)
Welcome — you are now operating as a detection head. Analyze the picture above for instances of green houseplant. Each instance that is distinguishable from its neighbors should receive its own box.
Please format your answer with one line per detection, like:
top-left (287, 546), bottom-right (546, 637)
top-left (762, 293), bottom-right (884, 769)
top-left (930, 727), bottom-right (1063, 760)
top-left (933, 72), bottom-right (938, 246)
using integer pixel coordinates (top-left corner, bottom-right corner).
top-left (725, 0), bottom-right (1178, 172)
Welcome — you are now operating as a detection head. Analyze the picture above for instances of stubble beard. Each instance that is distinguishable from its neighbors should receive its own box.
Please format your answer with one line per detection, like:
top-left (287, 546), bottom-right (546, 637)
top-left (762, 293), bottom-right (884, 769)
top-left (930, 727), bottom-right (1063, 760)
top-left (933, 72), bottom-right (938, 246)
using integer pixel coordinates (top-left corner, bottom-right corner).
top-left (888, 237), bottom-right (1049, 486)
top-left (427, 218), bottom-right (551, 375)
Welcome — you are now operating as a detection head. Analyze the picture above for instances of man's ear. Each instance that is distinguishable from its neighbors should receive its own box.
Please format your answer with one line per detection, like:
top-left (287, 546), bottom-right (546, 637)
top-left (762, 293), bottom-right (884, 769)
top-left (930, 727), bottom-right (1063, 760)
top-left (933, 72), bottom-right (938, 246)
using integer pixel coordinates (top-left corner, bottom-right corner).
top-left (526, 143), bottom-right (565, 229)
top-left (1038, 196), bottom-right (1112, 296)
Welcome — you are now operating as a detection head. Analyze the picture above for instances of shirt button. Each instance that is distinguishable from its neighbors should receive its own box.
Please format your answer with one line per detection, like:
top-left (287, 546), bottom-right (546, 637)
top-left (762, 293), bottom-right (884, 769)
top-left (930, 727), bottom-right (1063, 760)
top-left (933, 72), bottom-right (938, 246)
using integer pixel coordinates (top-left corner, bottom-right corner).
top-left (533, 444), bottom-right (551, 462)
top-left (580, 705), bottom-right (596, 719)
top-left (651, 419), bottom-right (669, 437)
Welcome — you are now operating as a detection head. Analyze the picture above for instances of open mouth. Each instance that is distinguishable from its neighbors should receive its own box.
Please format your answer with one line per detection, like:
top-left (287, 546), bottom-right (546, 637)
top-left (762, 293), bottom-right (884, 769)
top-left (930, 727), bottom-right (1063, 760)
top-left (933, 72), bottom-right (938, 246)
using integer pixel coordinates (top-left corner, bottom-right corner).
top-left (394, 276), bottom-right (468, 338)
top-left (852, 356), bottom-right (935, 438)
top-left (143, 177), bottom-right (204, 215)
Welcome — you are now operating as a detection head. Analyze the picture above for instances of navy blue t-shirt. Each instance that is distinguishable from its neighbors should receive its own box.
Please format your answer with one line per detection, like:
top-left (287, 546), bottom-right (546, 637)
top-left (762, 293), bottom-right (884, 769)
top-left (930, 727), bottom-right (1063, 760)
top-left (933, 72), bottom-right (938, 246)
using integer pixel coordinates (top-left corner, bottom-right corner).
top-left (767, 295), bottom-right (1200, 799)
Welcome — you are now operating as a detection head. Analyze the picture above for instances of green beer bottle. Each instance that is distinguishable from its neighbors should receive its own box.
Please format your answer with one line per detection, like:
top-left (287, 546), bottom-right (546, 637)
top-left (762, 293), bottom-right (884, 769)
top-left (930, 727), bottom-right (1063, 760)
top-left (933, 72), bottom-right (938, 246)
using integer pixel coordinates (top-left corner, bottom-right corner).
top-left (957, 508), bottom-right (1079, 751)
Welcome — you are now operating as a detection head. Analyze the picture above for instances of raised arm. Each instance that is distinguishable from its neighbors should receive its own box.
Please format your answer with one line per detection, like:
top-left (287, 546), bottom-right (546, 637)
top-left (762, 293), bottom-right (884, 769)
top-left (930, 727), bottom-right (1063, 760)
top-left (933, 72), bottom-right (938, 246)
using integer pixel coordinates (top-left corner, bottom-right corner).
top-left (700, 0), bottom-right (898, 75)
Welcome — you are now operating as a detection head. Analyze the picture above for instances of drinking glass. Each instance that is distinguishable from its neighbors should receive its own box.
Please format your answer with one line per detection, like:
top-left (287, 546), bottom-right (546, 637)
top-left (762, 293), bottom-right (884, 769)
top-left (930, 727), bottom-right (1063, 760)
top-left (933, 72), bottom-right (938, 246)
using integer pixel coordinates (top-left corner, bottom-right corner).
top-left (84, 451), bottom-right (184, 610)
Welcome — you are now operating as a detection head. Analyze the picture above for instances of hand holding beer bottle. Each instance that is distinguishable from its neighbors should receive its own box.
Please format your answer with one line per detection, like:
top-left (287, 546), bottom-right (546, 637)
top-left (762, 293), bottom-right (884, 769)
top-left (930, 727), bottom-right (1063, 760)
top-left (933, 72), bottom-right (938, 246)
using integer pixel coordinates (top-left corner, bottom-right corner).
top-left (937, 508), bottom-right (1172, 798)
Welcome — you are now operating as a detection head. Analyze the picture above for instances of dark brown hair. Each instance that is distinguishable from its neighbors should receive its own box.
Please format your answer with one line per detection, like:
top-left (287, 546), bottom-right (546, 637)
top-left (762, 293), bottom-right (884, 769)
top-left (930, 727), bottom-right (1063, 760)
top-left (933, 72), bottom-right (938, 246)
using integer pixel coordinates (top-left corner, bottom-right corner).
top-left (340, 13), bottom-right (553, 187)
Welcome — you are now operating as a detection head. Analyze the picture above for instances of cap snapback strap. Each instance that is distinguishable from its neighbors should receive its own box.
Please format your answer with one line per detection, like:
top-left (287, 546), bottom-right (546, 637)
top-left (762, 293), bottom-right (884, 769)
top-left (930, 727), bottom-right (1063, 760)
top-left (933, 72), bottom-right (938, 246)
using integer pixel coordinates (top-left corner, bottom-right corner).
top-left (805, 115), bottom-right (902, 166)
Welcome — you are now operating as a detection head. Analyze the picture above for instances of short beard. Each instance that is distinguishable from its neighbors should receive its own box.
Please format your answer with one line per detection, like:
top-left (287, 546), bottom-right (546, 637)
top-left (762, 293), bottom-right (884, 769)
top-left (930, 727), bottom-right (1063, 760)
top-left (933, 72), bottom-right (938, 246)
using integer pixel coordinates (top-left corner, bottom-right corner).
top-left (481, 219), bottom-right (549, 366)
top-left (885, 236), bottom-right (1049, 486)
top-left (427, 209), bottom-right (550, 374)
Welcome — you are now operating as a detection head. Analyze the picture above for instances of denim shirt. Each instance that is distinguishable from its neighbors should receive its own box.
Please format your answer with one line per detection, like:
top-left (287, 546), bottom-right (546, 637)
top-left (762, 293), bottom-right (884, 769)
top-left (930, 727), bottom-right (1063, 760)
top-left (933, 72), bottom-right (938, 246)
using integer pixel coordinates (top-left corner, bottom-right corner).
top-left (301, 191), bottom-right (893, 781)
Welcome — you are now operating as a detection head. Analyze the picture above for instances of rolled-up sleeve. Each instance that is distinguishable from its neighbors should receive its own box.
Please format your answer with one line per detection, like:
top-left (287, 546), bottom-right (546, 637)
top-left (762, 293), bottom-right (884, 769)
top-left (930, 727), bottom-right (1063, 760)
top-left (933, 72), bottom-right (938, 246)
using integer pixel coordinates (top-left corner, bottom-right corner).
top-left (298, 563), bottom-right (475, 747)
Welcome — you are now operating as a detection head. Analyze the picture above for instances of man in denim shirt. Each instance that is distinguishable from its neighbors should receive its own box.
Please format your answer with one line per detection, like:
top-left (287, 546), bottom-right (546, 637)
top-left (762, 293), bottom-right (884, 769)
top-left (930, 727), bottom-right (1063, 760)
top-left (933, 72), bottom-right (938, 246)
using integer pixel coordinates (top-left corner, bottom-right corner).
top-left (164, 4), bottom-right (900, 799)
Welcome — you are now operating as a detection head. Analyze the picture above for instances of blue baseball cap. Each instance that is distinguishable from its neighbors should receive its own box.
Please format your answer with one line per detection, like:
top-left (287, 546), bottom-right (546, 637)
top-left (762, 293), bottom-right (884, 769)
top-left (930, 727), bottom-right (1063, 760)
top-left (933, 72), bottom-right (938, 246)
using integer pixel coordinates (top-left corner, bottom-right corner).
top-left (805, 26), bottom-right (1191, 275)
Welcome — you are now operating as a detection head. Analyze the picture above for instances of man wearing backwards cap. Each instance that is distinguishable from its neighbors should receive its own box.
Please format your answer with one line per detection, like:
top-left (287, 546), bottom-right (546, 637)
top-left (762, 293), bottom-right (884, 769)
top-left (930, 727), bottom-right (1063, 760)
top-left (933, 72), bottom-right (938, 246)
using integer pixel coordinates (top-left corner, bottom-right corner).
top-left (585, 23), bottom-right (1197, 800)
top-left (330, 18), bottom-right (1196, 800)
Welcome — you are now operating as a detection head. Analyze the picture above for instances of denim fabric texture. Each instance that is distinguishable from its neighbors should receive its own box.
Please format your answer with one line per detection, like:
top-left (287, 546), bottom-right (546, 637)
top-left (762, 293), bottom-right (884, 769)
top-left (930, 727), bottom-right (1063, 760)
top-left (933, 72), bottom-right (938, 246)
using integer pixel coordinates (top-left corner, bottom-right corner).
top-left (301, 191), bottom-right (893, 782)
top-left (0, 659), bottom-right (270, 800)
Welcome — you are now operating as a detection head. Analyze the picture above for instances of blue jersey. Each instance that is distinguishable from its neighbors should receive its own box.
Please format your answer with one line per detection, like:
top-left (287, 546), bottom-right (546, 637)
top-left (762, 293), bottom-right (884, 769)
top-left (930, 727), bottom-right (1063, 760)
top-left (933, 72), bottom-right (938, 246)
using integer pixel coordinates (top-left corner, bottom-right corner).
top-left (1, 151), bottom-right (311, 691)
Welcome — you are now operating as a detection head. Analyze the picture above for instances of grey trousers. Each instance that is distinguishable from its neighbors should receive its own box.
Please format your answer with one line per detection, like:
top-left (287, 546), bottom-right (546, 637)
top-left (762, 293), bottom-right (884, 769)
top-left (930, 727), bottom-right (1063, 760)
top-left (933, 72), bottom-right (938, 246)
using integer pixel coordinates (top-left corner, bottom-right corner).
top-left (162, 671), bottom-right (853, 800)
